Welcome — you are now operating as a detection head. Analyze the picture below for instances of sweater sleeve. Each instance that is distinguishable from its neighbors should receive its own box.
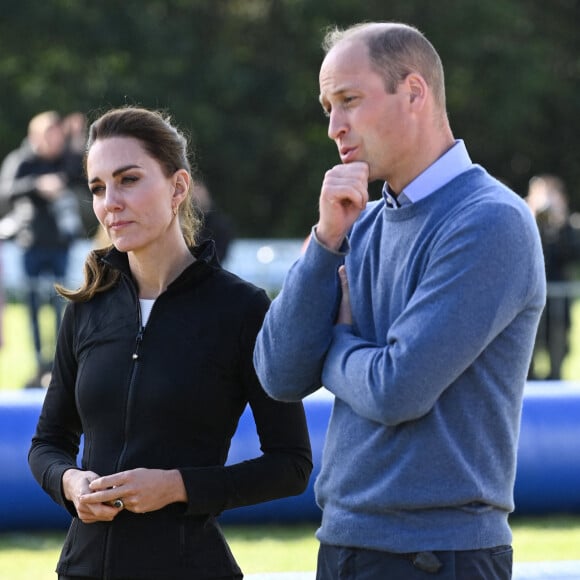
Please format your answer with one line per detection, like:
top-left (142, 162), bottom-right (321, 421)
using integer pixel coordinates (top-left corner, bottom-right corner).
top-left (253, 228), bottom-right (346, 401)
top-left (181, 288), bottom-right (313, 516)
top-left (322, 202), bottom-right (545, 426)
top-left (28, 303), bottom-right (83, 518)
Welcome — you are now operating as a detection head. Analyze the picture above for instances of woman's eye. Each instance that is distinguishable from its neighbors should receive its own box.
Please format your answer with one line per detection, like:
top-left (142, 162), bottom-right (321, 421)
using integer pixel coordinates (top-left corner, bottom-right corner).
top-left (90, 185), bottom-right (104, 196)
top-left (121, 175), bottom-right (138, 184)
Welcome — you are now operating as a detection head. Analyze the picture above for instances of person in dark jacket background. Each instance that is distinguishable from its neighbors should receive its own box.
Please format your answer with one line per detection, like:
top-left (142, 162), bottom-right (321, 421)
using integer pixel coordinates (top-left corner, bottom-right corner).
top-left (0, 110), bottom-right (84, 386)
top-left (525, 174), bottom-right (580, 380)
top-left (192, 178), bottom-right (235, 264)
top-left (28, 106), bottom-right (312, 580)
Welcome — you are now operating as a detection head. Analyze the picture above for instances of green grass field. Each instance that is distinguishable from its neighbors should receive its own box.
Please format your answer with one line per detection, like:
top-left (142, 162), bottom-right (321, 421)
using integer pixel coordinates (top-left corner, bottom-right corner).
top-left (0, 516), bottom-right (579, 578)
top-left (1, 301), bottom-right (579, 576)
top-left (0, 302), bottom-right (59, 390)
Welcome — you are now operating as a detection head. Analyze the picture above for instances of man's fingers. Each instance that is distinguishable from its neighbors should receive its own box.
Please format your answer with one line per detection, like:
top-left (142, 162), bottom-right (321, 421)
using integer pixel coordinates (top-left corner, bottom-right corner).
top-left (337, 265), bottom-right (353, 326)
top-left (338, 265), bottom-right (349, 290)
top-left (317, 162), bottom-right (369, 250)
top-left (322, 163), bottom-right (369, 208)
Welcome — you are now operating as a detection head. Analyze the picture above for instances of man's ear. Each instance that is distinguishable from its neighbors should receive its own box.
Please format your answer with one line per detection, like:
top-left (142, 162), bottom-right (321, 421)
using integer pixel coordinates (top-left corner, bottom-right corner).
top-left (406, 73), bottom-right (427, 107)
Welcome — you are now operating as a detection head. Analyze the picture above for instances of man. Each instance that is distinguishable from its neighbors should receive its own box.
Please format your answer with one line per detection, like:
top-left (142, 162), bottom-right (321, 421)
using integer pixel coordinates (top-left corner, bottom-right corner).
top-left (191, 178), bottom-right (235, 263)
top-left (526, 174), bottom-right (580, 380)
top-left (254, 22), bottom-right (545, 579)
top-left (0, 111), bottom-right (84, 386)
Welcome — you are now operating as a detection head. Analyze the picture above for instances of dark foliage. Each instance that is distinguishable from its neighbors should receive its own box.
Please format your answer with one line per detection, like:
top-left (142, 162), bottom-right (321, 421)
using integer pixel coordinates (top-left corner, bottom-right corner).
top-left (1, 0), bottom-right (579, 236)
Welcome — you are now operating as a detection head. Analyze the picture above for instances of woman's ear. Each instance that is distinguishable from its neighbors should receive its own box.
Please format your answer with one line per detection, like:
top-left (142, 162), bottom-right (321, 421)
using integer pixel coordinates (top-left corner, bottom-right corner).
top-left (173, 169), bottom-right (190, 202)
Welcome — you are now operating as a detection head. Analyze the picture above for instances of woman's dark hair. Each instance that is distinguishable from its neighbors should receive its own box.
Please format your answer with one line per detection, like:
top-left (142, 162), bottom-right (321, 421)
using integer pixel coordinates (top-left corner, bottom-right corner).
top-left (57, 106), bottom-right (201, 302)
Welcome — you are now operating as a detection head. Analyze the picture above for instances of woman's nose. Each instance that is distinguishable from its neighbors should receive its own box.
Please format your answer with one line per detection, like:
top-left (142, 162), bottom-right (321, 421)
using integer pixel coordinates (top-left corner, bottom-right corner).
top-left (104, 187), bottom-right (123, 211)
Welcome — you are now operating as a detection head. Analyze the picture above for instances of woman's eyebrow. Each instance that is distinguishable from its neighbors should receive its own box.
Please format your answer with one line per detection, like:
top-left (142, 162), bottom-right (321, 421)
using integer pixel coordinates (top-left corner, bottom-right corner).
top-left (89, 164), bottom-right (141, 184)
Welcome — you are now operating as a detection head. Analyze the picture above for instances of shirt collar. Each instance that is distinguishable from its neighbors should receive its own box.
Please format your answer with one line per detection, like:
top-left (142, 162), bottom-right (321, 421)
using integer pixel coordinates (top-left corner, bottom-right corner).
top-left (382, 139), bottom-right (473, 208)
top-left (383, 185), bottom-right (401, 208)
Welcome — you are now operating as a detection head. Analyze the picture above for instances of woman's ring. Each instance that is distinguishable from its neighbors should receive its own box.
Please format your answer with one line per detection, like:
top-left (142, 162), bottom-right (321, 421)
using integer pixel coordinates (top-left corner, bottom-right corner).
top-left (113, 498), bottom-right (124, 510)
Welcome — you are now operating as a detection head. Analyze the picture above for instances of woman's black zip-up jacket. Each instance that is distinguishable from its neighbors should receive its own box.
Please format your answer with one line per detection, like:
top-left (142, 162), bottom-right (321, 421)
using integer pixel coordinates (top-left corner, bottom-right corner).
top-left (28, 242), bottom-right (313, 579)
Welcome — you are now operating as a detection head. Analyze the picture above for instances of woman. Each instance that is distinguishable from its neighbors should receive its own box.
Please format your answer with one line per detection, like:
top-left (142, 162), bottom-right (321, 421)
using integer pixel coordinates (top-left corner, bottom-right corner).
top-left (28, 106), bottom-right (312, 580)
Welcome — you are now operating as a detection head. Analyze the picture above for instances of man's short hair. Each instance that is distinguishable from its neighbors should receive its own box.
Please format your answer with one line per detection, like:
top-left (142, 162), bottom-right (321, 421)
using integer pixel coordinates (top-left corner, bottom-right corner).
top-left (322, 22), bottom-right (447, 112)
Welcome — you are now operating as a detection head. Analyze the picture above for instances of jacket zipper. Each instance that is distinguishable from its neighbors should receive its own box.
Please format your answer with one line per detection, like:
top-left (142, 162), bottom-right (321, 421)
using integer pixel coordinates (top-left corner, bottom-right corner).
top-left (116, 296), bottom-right (144, 471)
top-left (103, 291), bottom-right (144, 580)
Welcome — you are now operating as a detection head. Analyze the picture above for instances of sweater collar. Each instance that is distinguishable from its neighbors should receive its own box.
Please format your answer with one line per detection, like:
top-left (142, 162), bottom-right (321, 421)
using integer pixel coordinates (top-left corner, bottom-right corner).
top-left (383, 139), bottom-right (473, 209)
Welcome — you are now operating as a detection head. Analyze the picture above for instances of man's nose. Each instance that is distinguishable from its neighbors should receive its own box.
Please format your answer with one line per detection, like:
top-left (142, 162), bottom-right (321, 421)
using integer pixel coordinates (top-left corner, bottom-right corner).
top-left (328, 110), bottom-right (347, 141)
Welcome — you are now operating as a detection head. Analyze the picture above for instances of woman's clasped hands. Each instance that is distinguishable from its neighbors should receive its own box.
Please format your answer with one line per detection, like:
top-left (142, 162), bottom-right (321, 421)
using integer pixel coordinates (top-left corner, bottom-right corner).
top-left (63, 467), bottom-right (186, 523)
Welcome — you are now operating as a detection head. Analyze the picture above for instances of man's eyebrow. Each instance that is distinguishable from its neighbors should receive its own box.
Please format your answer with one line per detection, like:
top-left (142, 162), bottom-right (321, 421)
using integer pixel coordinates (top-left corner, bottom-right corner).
top-left (88, 164), bottom-right (141, 184)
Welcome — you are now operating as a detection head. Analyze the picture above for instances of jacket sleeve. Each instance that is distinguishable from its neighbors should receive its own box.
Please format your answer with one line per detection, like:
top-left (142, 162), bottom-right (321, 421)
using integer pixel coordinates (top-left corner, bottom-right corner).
top-left (180, 287), bottom-right (313, 516)
top-left (253, 229), bottom-right (346, 401)
top-left (0, 149), bottom-right (35, 216)
top-left (28, 303), bottom-right (83, 518)
top-left (0, 151), bottom-right (19, 210)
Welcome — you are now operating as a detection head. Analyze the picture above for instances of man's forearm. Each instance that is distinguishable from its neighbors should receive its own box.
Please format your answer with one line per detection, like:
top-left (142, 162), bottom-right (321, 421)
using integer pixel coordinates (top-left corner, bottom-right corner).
top-left (254, 232), bottom-right (346, 401)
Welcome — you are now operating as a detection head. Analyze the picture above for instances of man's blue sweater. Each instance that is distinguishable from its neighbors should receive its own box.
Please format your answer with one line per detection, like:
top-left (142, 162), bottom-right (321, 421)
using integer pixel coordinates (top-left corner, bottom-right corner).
top-left (254, 166), bottom-right (546, 552)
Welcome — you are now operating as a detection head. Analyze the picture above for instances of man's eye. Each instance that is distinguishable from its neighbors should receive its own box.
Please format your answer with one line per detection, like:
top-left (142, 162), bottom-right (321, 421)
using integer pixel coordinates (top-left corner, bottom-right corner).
top-left (343, 96), bottom-right (357, 106)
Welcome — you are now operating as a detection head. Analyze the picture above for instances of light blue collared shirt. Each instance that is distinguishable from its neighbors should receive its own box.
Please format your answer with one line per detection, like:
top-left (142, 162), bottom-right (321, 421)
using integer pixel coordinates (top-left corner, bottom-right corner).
top-left (383, 139), bottom-right (473, 208)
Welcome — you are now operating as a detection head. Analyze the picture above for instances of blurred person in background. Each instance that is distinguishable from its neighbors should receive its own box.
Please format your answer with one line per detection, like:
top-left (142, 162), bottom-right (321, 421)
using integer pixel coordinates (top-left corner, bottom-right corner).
top-left (28, 106), bottom-right (312, 580)
top-left (0, 111), bottom-right (84, 387)
top-left (526, 174), bottom-right (580, 380)
top-left (62, 111), bottom-right (101, 240)
top-left (0, 253), bottom-right (3, 352)
top-left (0, 161), bottom-right (7, 356)
top-left (192, 178), bottom-right (235, 263)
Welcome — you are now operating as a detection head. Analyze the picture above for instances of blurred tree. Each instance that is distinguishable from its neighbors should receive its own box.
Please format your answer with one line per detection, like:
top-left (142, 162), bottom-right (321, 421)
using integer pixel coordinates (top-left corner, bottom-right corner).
top-left (0, 0), bottom-right (578, 237)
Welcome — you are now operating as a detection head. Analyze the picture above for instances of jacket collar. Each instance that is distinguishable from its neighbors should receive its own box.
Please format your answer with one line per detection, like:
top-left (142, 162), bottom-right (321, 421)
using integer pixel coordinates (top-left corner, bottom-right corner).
top-left (101, 239), bottom-right (220, 286)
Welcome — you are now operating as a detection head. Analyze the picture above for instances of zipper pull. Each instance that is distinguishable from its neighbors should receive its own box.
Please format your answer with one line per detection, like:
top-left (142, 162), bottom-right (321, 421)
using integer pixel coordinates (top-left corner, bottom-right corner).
top-left (132, 327), bottom-right (145, 360)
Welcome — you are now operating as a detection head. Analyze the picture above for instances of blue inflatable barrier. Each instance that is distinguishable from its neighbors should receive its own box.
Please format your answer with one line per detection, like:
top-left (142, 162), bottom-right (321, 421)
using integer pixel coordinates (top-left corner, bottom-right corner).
top-left (1, 383), bottom-right (579, 531)
top-left (0, 390), bottom-right (72, 531)
top-left (514, 383), bottom-right (580, 514)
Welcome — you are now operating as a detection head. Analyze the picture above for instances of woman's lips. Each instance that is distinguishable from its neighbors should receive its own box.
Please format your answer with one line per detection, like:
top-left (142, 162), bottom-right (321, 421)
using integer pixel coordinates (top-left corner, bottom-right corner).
top-left (109, 221), bottom-right (132, 230)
